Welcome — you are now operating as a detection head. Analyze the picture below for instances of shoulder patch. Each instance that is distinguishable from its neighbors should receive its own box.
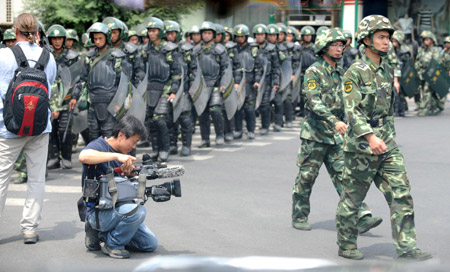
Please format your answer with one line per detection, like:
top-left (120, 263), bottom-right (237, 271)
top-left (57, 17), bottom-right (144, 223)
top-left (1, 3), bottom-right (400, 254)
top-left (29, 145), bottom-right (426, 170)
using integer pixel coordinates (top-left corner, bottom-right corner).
top-left (344, 81), bottom-right (353, 93)
top-left (307, 79), bottom-right (317, 90)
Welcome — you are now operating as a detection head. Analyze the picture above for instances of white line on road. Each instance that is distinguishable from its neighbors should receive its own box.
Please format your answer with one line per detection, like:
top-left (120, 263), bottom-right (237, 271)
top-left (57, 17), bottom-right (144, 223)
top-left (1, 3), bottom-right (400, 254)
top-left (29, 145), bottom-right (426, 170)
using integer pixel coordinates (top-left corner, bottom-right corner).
top-left (6, 198), bottom-right (49, 206)
top-left (8, 184), bottom-right (81, 193)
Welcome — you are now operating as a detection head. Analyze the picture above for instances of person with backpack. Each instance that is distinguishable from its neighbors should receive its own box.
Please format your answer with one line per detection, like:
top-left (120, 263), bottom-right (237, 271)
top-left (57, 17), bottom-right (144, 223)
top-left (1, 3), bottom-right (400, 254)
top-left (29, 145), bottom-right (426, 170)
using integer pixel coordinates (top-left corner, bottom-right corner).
top-left (0, 13), bottom-right (57, 244)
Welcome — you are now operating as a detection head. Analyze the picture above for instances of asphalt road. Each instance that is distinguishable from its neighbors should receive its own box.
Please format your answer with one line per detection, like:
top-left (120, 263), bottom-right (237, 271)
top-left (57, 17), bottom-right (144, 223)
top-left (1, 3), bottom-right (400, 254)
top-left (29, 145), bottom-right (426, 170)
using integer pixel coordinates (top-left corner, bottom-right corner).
top-left (1, 102), bottom-right (449, 271)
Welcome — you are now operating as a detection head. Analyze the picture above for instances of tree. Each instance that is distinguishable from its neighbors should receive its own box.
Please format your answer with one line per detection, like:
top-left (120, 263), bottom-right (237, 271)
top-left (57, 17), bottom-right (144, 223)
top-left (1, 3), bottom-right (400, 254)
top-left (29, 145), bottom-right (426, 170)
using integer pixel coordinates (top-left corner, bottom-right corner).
top-left (23, 0), bottom-right (204, 35)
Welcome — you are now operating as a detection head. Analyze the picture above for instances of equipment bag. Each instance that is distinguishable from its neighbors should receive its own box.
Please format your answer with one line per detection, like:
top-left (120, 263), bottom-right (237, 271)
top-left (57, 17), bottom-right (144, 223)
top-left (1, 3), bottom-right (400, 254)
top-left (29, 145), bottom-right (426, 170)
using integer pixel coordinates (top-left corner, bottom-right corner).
top-left (3, 45), bottom-right (50, 136)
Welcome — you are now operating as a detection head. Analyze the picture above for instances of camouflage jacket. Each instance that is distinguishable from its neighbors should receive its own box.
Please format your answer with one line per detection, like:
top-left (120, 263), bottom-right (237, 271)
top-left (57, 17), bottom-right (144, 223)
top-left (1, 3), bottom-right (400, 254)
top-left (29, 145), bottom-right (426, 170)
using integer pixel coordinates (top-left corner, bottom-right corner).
top-left (300, 57), bottom-right (345, 145)
top-left (386, 42), bottom-right (400, 77)
top-left (49, 48), bottom-right (80, 112)
top-left (414, 45), bottom-right (441, 80)
top-left (342, 54), bottom-right (397, 154)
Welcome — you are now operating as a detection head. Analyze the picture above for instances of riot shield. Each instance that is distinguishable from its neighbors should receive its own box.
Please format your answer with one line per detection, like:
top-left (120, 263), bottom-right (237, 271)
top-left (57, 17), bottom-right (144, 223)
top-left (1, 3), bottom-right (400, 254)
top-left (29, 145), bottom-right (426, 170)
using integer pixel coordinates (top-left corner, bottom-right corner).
top-left (125, 84), bottom-right (146, 124)
top-left (69, 58), bottom-right (85, 90)
top-left (59, 65), bottom-right (72, 101)
top-left (107, 72), bottom-right (133, 120)
top-left (221, 60), bottom-right (238, 120)
top-left (423, 59), bottom-right (450, 99)
top-left (136, 72), bottom-right (148, 105)
top-left (255, 58), bottom-right (268, 110)
top-left (278, 57), bottom-right (293, 101)
top-left (290, 60), bottom-right (303, 101)
top-left (399, 59), bottom-right (420, 98)
top-left (236, 71), bottom-right (246, 111)
top-left (172, 66), bottom-right (185, 122)
top-left (72, 107), bottom-right (88, 134)
top-left (188, 60), bottom-right (210, 116)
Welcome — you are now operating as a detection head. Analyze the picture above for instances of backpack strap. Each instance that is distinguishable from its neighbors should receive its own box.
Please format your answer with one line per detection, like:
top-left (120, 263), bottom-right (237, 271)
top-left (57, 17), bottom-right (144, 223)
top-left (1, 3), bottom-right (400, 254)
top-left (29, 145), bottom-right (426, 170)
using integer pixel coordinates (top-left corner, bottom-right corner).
top-left (35, 49), bottom-right (50, 71)
top-left (11, 45), bottom-right (29, 68)
top-left (10, 45), bottom-right (50, 71)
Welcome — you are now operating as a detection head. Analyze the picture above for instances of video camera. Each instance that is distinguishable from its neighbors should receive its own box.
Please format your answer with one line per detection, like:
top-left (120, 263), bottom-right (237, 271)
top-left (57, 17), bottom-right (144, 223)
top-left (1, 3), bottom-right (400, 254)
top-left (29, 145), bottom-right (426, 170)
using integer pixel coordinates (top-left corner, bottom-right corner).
top-left (83, 153), bottom-right (184, 210)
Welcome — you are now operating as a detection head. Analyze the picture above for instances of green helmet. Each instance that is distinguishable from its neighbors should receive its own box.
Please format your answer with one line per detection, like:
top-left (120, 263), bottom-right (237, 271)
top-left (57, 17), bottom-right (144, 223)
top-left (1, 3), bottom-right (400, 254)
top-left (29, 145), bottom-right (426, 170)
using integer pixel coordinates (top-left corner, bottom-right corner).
top-left (190, 25), bottom-right (200, 34)
top-left (315, 28), bottom-right (346, 56)
top-left (267, 24), bottom-right (279, 35)
top-left (356, 15), bottom-right (394, 44)
top-left (233, 24), bottom-right (250, 37)
top-left (128, 30), bottom-right (137, 38)
top-left (300, 26), bottom-right (315, 36)
top-left (66, 29), bottom-right (79, 42)
top-left (144, 17), bottom-right (165, 39)
top-left (286, 26), bottom-right (298, 41)
top-left (445, 36), bottom-right (450, 43)
top-left (392, 30), bottom-right (405, 44)
top-left (215, 24), bottom-right (225, 35)
top-left (276, 23), bottom-right (287, 34)
top-left (253, 24), bottom-right (268, 37)
top-left (81, 33), bottom-right (94, 48)
top-left (164, 20), bottom-right (182, 41)
top-left (103, 17), bottom-right (128, 41)
top-left (47, 24), bottom-right (67, 46)
top-left (316, 26), bottom-right (329, 39)
top-left (224, 26), bottom-right (233, 40)
top-left (200, 21), bottom-right (216, 39)
top-left (3, 28), bottom-right (16, 41)
top-left (136, 24), bottom-right (147, 37)
top-left (87, 22), bottom-right (111, 45)
top-left (342, 29), bottom-right (352, 39)
top-left (420, 30), bottom-right (437, 45)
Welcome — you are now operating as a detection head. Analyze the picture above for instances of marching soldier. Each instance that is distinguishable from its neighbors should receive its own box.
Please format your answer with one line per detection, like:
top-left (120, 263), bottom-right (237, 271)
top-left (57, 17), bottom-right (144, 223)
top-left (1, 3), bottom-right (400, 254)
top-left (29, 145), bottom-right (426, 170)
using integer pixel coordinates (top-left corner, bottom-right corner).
top-left (193, 21), bottom-right (229, 147)
top-left (46, 24), bottom-right (80, 169)
top-left (81, 32), bottom-right (95, 52)
top-left (415, 31), bottom-right (441, 116)
top-left (292, 28), bottom-right (381, 233)
top-left (298, 26), bottom-right (317, 117)
top-left (2, 29), bottom-right (16, 48)
top-left (442, 36), bottom-right (450, 77)
top-left (127, 30), bottom-right (139, 45)
top-left (342, 29), bottom-right (360, 71)
top-left (65, 29), bottom-right (79, 50)
top-left (224, 26), bottom-right (233, 43)
top-left (144, 17), bottom-right (181, 161)
top-left (164, 20), bottom-right (196, 156)
top-left (232, 24), bottom-right (262, 140)
top-left (336, 15), bottom-right (432, 261)
top-left (253, 24), bottom-right (280, 135)
top-left (75, 22), bottom-right (128, 140)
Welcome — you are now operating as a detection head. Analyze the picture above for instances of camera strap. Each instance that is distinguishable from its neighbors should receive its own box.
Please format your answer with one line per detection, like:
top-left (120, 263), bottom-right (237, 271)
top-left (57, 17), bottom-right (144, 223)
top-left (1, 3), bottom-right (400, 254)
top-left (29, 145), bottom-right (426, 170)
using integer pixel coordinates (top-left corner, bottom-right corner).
top-left (107, 170), bottom-right (147, 217)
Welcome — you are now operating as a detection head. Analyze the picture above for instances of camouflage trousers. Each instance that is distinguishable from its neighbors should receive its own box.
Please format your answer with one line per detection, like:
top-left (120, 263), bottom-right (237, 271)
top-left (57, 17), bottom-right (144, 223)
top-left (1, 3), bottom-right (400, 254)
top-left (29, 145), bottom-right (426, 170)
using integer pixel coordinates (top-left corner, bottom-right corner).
top-left (336, 147), bottom-right (417, 256)
top-left (292, 140), bottom-right (371, 223)
top-left (418, 81), bottom-right (443, 115)
top-left (14, 152), bottom-right (27, 179)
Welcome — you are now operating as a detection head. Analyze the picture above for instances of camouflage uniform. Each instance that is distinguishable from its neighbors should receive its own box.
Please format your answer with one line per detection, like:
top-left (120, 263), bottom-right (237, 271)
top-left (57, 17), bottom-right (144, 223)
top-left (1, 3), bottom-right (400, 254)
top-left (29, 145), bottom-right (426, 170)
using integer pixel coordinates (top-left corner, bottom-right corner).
top-left (415, 31), bottom-right (441, 116)
top-left (336, 15), bottom-right (431, 260)
top-left (292, 29), bottom-right (374, 230)
top-left (392, 30), bottom-right (411, 116)
top-left (441, 37), bottom-right (450, 100)
top-left (283, 26), bottom-right (301, 128)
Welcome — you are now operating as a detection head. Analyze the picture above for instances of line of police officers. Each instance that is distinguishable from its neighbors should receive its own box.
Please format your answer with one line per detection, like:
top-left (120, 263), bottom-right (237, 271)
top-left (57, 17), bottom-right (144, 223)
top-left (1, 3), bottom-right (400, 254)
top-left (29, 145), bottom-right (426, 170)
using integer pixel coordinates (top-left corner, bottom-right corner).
top-left (1, 15), bottom-right (448, 185)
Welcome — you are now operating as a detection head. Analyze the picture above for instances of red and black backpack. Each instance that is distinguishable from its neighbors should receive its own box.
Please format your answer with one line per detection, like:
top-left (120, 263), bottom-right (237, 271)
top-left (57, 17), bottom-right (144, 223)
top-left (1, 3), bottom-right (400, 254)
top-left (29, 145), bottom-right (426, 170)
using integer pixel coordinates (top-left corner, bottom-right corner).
top-left (3, 45), bottom-right (50, 136)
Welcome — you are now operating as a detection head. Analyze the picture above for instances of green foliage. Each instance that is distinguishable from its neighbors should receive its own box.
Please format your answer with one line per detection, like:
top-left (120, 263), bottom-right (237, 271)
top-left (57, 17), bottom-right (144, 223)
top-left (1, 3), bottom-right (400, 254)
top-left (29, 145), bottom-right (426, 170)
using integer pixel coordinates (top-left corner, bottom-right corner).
top-left (23, 0), bottom-right (204, 35)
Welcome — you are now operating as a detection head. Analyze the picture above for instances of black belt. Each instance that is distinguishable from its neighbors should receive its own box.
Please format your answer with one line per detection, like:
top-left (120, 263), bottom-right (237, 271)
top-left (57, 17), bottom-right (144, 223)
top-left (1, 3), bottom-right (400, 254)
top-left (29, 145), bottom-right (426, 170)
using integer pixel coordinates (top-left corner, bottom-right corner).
top-left (367, 117), bottom-right (388, 127)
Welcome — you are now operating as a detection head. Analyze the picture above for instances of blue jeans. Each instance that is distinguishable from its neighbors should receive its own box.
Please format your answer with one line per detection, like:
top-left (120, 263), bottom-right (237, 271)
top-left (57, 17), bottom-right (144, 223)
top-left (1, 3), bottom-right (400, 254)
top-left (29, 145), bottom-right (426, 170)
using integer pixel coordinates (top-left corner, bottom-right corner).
top-left (87, 204), bottom-right (158, 251)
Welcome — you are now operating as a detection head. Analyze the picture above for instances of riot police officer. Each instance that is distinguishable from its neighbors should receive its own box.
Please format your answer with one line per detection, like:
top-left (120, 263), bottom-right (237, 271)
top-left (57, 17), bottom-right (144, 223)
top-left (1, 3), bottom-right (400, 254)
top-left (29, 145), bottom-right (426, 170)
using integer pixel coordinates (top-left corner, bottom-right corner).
top-left (75, 22), bottom-right (128, 140)
top-left (2, 29), bottom-right (16, 48)
top-left (103, 17), bottom-right (145, 87)
top-left (224, 26), bottom-right (233, 43)
top-left (190, 25), bottom-right (202, 46)
top-left (65, 29), bottom-right (79, 50)
top-left (164, 20), bottom-right (196, 156)
top-left (127, 30), bottom-right (139, 45)
top-left (253, 24), bottom-right (280, 135)
top-left (193, 21), bottom-right (229, 147)
top-left (266, 24), bottom-right (285, 132)
top-left (46, 24), bottom-right (80, 169)
top-left (283, 25), bottom-right (301, 128)
top-left (232, 24), bottom-right (262, 140)
top-left (392, 30), bottom-right (411, 116)
top-left (144, 17), bottom-right (181, 161)
top-left (342, 29), bottom-right (360, 71)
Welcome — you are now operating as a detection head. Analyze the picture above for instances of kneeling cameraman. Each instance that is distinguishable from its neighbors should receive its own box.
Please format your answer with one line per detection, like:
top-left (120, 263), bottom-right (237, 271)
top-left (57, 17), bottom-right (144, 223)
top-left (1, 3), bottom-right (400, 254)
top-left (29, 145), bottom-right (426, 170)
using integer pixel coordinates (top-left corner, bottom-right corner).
top-left (79, 115), bottom-right (158, 259)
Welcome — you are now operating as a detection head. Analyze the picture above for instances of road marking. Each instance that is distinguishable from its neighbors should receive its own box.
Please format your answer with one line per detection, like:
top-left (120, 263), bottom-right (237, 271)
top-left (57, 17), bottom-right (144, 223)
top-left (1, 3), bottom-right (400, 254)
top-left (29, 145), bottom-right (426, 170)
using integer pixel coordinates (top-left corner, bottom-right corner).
top-left (8, 184), bottom-right (81, 193)
top-left (214, 147), bottom-right (243, 152)
top-left (268, 136), bottom-right (296, 141)
top-left (6, 198), bottom-right (49, 206)
top-left (190, 155), bottom-right (215, 161)
top-left (246, 142), bottom-right (271, 147)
